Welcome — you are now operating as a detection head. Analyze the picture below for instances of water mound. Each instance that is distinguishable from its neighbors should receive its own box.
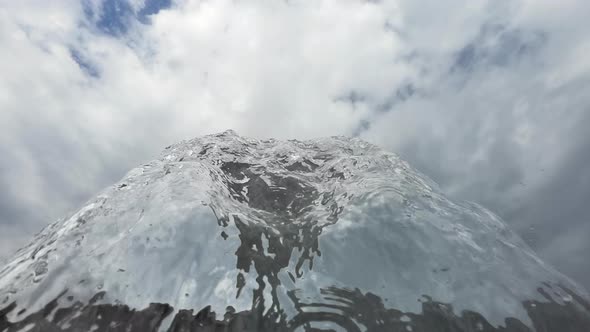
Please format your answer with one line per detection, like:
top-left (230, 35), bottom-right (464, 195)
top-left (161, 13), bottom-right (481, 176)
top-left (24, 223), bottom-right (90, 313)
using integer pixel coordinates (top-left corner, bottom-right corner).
top-left (1, 130), bottom-right (589, 331)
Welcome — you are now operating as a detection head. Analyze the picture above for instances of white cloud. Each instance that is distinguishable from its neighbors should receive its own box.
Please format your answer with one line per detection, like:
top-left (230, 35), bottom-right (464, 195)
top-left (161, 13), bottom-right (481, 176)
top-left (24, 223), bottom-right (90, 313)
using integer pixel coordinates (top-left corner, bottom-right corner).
top-left (0, 0), bottom-right (589, 287)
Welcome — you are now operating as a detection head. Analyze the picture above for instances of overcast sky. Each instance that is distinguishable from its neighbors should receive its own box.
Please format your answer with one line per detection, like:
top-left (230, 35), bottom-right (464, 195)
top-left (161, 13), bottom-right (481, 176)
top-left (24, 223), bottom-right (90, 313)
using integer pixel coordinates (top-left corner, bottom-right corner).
top-left (1, 0), bottom-right (589, 290)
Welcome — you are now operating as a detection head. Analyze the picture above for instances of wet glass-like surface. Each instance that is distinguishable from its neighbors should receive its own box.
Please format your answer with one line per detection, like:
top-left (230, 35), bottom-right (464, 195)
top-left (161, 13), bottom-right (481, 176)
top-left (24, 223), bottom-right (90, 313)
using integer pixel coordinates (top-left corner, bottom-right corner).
top-left (1, 131), bottom-right (589, 331)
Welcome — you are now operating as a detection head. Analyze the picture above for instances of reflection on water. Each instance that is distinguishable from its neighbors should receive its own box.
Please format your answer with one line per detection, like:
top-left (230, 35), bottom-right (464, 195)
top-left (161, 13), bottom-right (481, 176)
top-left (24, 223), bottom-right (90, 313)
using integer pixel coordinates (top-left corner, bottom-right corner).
top-left (1, 283), bottom-right (589, 331)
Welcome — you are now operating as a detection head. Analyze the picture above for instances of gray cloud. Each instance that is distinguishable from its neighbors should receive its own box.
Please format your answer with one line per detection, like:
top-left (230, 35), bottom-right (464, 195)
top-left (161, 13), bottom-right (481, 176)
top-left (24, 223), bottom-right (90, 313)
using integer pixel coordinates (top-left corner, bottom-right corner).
top-left (504, 112), bottom-right (590, 287)
top-left (361, 0), bottom-right (590, 288)
top-left (0, 0), bottom-right (589, 292)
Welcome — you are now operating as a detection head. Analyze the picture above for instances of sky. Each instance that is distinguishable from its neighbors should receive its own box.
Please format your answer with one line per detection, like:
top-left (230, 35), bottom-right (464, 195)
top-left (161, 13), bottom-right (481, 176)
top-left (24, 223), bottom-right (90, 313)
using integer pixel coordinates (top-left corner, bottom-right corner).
top-left (0, 0), bottom-right (589, 290)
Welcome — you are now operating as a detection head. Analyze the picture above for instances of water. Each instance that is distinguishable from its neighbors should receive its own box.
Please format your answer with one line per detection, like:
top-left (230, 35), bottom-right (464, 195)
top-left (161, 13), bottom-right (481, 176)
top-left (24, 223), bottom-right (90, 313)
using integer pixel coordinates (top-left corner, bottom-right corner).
top-left (0, 130), bottom-right (589, 331)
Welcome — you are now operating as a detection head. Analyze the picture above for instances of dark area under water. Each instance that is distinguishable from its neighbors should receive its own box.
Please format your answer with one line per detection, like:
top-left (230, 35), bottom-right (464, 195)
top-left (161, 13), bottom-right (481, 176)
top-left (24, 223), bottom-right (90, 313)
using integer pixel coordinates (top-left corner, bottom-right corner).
top-left (1, 284), bottom-right (590, 332)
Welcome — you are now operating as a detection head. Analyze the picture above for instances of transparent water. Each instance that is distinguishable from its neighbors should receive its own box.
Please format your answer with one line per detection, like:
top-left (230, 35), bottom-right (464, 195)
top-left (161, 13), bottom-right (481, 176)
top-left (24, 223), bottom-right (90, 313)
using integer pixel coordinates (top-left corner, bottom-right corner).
top-left (0, 130), bottom-right (589, 331)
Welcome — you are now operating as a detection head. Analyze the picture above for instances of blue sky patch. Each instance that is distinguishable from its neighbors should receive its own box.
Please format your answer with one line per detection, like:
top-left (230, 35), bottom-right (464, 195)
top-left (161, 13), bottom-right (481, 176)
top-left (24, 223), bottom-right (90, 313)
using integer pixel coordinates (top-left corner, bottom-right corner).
top-left (451, 24), bottom-right (547, 73)
top-left (138, 0), bottom-right (173, 24)
top-left (83, 0), bottom-right (173, 37)
top-left (69, 48), bottom-right (100, 78)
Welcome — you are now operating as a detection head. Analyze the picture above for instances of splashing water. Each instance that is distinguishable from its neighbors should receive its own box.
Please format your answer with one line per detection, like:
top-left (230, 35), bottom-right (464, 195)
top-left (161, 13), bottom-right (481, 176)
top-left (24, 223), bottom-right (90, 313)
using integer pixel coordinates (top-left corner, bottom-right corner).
top-left (1, 130), bottom-right (589, 331)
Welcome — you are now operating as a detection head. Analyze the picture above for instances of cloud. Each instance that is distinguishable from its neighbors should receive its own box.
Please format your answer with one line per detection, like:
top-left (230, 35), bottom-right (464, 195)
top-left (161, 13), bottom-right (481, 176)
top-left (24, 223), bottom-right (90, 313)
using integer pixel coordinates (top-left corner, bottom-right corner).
top-left (359, 0), bottom-right (590, 287)
top-left (0, 0), bottom-right (589, 290)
